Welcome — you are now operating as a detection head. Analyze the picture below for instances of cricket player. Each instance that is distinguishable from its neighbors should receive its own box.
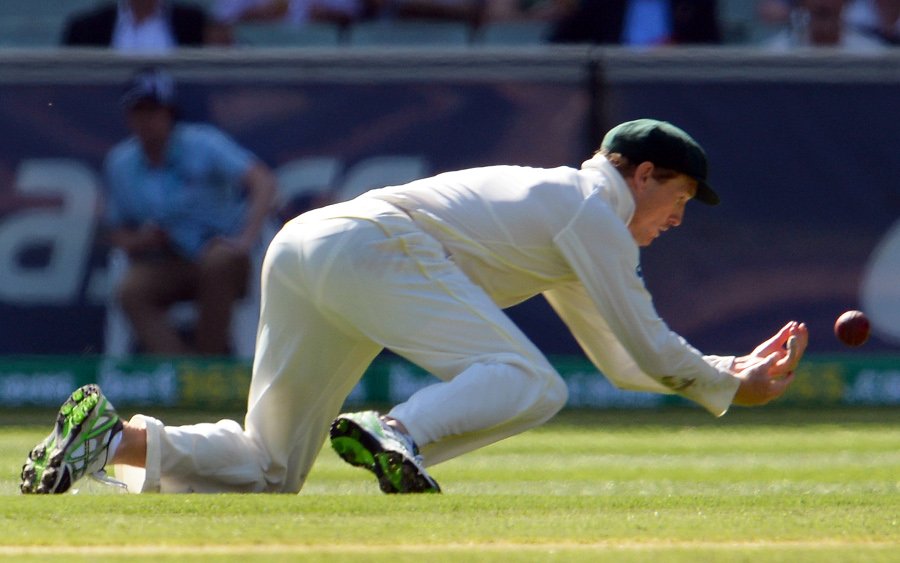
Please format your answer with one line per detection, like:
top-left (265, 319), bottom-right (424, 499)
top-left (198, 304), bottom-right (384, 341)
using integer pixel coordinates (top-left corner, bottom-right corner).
top-left (21, 119), bottom-right (807, 495)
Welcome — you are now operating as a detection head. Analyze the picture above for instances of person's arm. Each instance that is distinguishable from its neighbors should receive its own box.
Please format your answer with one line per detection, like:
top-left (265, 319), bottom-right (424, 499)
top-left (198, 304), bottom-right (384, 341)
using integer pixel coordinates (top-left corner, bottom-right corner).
top-left (200, 126), bottom-right (277, 253)
top-left (550, 194), bottom-right (804, 414)
top-left (544, 281), bottom-right (739, 415)
top-left (545, 282), bottom-right (805, 413)
top-left (103, 148), bottom-right (173, 258)
top-left (226, 162), bottom-right (277, 253)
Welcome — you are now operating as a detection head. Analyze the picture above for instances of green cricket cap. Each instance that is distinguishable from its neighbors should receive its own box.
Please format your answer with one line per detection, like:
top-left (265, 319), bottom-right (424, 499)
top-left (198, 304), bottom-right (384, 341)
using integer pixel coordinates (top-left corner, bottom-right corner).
top-left (601, 119), bottom-right (719, 206)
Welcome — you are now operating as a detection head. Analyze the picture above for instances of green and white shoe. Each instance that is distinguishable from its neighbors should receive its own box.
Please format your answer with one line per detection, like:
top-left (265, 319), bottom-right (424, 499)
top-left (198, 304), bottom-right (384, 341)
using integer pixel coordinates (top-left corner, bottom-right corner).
top-left (330, 411), bottom-right (441, 494)
top-left (20, 384), bottom-right (124, 494)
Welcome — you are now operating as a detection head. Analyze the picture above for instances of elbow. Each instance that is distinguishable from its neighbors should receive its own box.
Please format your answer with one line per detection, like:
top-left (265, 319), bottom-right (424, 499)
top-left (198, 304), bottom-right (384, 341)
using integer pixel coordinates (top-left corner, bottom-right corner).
top-left (248, 164), bottom-right (278, 207)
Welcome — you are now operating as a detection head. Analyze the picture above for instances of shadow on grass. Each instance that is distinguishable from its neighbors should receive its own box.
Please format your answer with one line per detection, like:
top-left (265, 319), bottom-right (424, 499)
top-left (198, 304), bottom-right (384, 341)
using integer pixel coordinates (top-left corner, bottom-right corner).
top-left (2, 404), bottom-right (897, 430)
top-left (549, 405), bottom-right (900, 429)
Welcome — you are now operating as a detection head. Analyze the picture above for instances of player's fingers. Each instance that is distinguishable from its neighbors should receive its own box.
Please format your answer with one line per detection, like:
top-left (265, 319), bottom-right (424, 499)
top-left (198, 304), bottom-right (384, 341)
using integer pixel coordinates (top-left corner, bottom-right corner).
top-left (783, 325), bottom-right (809, 372)
top-left (771, 345), bottom-right (795, 372)
top-left (786, 335), bottom-right (797, 359)
top-left (794, 323), bottom-right (809, 352)
top-left (776, 336), bottom-right (797, 371)
top-left (773, 322), bottom-right (806, 367)
top-left (767, 370), bottom-right (795, 400)
top-left (757, 321), bottom-right (795, 355)
top-left (775, 321), bottom-right (796, 344)
top-left (753, 352), bottom-right (780, 374)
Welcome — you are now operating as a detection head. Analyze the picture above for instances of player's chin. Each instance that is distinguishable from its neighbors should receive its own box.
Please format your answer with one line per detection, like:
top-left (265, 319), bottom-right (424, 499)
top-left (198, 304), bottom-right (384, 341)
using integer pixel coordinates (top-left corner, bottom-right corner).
top-left (638, 232), bottom-right (659, 247)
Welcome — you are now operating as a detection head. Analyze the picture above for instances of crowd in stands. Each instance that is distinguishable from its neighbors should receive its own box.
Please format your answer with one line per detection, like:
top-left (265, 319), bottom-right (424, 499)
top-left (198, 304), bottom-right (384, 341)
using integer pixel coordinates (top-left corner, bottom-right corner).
top-left (1, 0), bottom-right (896, 52)
top-left (1, 0), bottom-right (895, 358)
top-left (760, 0), bottom-right (897, 50)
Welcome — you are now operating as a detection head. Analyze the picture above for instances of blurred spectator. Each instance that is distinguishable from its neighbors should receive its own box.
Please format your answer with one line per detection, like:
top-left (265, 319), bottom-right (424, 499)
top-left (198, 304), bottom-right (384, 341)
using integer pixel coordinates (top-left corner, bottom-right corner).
top-left (548, 0), bottom-right (722, 46)
top-left (759, 0), bottom-right (898, 45)
top-left (758, 0), bottom-right (795, 24)
top-left (212, 0), bottom-right (375, 27)
top-left (845, 0), bottom-right (899, 44)
top-left (383, 0), bottom-right (487, 26)
top-left (104, 68), bottom-right (276, 356)
top-left (764, 0), bottom-right (889, 50)
top-left (484, 0), bottom-right (574, 22)
top-left (62, 0), bottom-right (223, 53)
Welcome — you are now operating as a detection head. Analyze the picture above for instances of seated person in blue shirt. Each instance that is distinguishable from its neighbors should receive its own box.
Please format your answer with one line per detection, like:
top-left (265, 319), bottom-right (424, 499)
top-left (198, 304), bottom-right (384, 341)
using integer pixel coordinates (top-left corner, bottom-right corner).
top-left (105, 67), bottom-right (276, 356)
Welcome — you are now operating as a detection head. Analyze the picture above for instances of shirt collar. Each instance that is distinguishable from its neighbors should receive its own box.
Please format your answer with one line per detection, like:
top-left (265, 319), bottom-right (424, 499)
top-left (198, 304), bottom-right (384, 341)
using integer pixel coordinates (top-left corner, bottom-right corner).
top-left (580, 154), bottom-right (635, 225)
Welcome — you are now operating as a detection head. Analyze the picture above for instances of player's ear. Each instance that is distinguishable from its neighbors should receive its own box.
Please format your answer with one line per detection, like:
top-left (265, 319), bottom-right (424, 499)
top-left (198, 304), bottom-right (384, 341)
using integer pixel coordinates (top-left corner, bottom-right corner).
top-left (632, 161), bottom-right (655, 194)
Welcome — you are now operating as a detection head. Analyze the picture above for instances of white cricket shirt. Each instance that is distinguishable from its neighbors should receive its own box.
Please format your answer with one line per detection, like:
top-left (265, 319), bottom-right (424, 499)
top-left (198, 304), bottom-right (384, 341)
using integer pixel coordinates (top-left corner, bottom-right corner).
top-left (363, 155), bottom-right (740, 415)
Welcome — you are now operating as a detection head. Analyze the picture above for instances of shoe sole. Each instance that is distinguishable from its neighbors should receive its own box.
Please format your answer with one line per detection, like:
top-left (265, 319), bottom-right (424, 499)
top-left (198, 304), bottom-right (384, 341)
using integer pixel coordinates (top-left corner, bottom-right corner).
top-left (20, 385), bottom-right (103, 494)
top-left (330, 416), bottom-right (440, 494)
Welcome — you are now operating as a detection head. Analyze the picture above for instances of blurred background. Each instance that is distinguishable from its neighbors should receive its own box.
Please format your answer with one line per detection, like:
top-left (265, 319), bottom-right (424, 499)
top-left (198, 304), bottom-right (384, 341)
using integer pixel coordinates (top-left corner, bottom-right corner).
top-left (0, 0), bottom-right (897, 408)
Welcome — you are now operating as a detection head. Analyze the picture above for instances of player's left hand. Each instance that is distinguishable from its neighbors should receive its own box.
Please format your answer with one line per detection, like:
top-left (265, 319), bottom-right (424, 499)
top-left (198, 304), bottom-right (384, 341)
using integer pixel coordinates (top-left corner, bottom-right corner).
top-left (733, 321), bottom-right (808, 379)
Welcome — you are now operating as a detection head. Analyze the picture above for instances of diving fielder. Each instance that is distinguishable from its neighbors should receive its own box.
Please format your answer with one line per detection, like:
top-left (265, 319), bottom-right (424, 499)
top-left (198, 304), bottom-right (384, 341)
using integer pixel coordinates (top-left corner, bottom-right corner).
top-left (21, 119), bottom-right (807, 495)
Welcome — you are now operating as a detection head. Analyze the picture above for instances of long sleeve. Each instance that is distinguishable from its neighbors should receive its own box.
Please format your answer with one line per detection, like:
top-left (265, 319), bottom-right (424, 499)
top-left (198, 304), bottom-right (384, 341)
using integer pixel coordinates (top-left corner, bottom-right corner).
top-left (548, 195), bottom-right (740, 416)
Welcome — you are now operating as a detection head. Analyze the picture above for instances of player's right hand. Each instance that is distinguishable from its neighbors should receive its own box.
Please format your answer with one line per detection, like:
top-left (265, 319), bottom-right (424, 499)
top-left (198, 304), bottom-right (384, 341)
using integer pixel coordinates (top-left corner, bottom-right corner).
top-left (732, 321), bottom-right (808, 380)
top-left (731, 353), bottom-right (795, 407)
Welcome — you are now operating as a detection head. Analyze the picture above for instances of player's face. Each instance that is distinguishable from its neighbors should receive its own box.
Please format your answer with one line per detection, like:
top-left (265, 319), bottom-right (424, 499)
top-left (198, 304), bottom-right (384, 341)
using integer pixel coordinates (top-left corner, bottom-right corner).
top-left (126, 101), bottom-right (174, 148)
top-left (628, 167), bottom-right (697, 247)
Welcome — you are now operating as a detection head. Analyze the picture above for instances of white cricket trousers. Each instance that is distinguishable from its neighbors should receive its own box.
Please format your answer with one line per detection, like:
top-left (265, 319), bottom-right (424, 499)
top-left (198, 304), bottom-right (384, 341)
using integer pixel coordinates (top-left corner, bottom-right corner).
top-left (116, 199), bottom-right (568, 493)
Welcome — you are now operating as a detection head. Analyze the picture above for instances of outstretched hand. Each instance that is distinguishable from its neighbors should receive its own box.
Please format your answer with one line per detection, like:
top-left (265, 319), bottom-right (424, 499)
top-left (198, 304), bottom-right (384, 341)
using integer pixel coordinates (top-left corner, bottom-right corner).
top-left (734, 321), bottom-right (808, 379)
top-left (731, 321), bottom-right (808, 407)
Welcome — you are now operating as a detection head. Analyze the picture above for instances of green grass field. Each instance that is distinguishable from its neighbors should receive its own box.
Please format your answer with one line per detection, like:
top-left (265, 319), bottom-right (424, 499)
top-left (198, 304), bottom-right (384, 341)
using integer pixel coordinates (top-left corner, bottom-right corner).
top-left (1, 406), bottom-right (898, 561)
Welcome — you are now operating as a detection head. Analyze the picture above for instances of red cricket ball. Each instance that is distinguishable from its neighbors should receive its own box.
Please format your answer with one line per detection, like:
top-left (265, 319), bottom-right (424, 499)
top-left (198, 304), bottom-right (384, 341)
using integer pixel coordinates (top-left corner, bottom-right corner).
top-left (834, 310), bottom-right (870, 347)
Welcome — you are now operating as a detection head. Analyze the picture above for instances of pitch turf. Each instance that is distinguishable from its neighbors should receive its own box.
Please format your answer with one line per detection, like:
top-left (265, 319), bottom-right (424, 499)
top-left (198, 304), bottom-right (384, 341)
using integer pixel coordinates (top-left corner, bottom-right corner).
top-left (0, 407), bottom-right (898, 561)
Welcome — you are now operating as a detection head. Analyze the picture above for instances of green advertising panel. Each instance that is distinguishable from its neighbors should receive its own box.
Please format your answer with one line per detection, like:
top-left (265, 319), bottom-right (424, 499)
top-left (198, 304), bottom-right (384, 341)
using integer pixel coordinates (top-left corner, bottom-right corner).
top-left (0, 354), bottom-right (898, 410)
